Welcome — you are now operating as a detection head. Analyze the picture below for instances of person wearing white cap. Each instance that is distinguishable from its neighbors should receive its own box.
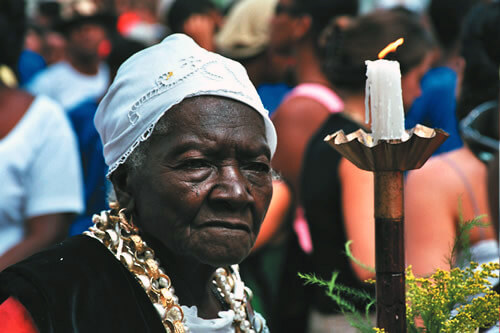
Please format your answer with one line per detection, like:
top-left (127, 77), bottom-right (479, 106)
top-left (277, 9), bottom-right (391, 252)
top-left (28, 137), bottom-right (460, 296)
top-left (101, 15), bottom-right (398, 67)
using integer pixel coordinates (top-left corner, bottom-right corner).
top-left (0, 33), bottom-right (275, 333)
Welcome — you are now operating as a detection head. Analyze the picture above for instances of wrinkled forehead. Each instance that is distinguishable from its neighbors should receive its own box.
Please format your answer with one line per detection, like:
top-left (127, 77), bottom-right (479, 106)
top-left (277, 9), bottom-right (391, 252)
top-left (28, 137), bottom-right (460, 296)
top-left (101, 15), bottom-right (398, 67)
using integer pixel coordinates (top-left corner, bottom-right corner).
top-left (133, 97), bottom-right (271, 168)
top-left (168, 95), bottom-right (265, 122)
top-left (155, 96), bottom-right (268, 144)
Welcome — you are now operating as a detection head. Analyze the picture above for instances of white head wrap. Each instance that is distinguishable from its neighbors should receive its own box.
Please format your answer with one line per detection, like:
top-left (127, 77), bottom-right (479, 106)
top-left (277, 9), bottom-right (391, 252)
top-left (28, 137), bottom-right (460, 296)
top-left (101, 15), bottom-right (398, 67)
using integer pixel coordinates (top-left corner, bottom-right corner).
top-left (95, 33), bottom-right (277, 176)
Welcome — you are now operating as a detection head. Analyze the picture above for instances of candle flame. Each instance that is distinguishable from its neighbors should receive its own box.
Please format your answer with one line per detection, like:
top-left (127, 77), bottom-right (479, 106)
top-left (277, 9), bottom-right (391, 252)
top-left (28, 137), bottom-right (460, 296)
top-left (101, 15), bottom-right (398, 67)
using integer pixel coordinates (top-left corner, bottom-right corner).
top-left (378, 38), bottom-right (404, 59)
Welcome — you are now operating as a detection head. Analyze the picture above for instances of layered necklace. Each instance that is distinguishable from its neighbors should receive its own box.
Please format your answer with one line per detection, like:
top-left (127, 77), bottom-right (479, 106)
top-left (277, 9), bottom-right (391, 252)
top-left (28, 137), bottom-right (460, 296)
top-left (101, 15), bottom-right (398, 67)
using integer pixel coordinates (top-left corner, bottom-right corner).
top-left (84, 206), bottom-right (260, 333)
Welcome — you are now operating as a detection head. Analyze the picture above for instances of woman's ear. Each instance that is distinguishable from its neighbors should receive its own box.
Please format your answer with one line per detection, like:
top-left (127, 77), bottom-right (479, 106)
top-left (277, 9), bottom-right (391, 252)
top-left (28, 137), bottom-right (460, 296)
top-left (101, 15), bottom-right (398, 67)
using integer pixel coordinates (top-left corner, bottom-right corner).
top-left (110, 166), bottom-right (135, 213)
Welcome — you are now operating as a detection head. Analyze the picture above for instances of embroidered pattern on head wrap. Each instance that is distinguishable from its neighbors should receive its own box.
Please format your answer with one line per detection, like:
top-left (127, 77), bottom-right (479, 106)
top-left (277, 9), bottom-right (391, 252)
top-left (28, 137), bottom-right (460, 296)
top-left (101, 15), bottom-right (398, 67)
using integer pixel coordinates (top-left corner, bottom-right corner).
top-left (94, 34), bottom-right (277, 177)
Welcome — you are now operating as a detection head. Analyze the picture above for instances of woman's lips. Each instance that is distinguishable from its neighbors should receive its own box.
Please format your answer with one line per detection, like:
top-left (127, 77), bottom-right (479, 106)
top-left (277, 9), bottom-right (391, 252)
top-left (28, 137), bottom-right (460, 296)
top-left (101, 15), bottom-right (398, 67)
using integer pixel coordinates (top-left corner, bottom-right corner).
top-left (197, 220), bottom-right (251, 232)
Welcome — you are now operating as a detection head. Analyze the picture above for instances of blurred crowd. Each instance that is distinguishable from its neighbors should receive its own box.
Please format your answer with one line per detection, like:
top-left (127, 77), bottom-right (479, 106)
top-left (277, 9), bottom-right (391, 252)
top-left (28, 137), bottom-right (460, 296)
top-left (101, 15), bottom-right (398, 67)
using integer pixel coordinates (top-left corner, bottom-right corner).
top-left (0, 0), bottom-right (498, 332)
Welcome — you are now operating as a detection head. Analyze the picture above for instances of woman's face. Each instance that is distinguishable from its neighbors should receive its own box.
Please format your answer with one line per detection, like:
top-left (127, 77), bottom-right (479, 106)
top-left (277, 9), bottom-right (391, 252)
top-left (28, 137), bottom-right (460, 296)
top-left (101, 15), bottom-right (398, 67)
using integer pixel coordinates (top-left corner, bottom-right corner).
top-left (270, 0), bottom-right (300, 56)
top-left (126, 96), bottom-right (273, 267)
top-left (401, 52), bottom-right (434, 110)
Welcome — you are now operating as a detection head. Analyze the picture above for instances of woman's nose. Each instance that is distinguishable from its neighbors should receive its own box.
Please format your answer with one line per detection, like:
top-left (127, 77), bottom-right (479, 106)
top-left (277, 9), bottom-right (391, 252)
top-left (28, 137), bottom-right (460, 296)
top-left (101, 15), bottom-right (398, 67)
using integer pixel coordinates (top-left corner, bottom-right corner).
top-left (209, 165), bottom-right (253, 210)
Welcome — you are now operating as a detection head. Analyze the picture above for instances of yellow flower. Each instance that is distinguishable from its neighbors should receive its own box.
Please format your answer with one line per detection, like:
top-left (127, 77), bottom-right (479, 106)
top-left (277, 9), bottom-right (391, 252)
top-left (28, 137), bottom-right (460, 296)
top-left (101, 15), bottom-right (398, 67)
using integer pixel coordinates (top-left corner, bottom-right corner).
top-left (405, 261), bottom-right (499, 332)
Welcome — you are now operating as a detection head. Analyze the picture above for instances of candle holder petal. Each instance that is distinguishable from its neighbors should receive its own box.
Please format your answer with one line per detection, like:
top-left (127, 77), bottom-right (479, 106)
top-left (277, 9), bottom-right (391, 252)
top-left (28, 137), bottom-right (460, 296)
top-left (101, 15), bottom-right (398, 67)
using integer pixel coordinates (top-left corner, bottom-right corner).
top-left (324, 124), bottom-right (449, 171)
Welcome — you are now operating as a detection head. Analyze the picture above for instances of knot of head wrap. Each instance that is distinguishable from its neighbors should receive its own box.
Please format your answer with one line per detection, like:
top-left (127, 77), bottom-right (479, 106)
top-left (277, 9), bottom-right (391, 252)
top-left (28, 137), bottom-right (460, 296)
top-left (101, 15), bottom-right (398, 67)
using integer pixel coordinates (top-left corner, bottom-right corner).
top-left (94, 33), bottom-right (277, 177)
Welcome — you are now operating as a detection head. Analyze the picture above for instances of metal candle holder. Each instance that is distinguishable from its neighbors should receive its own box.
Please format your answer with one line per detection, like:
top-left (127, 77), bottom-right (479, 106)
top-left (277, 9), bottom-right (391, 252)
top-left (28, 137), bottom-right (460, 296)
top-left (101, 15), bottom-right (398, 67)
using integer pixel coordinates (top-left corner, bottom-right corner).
top-left (324, 124), bottom-right (449, 332)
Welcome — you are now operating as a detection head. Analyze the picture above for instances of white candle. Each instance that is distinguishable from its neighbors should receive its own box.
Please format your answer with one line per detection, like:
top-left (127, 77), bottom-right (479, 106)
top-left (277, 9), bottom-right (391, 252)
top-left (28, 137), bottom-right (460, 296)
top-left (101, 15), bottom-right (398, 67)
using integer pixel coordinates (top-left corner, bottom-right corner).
top-left (365, 59), bottom-right (405, 143)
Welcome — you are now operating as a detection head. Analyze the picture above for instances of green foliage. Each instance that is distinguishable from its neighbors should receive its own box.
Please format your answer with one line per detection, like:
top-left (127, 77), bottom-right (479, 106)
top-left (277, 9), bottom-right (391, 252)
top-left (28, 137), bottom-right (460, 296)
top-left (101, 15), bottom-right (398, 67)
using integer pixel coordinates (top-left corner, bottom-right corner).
top-left (298, 271), bottom-right (376, 333)
top-left (447, 202), bottom-right (489, 269)
top-left (299, 261), bottom-right (499, 333)
top-left (299, 214), bottom-right (499, 332)
top-left (344, 240), bottom-right (375, 273)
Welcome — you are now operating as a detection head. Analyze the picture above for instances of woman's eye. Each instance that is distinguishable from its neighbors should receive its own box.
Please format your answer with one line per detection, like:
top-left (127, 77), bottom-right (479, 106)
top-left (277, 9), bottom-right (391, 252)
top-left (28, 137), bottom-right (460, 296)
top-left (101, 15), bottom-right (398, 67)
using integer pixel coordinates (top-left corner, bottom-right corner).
top-left (244, 162), bottom-right (270, 173)
top-left (181, 159), bottom-right (211, 169)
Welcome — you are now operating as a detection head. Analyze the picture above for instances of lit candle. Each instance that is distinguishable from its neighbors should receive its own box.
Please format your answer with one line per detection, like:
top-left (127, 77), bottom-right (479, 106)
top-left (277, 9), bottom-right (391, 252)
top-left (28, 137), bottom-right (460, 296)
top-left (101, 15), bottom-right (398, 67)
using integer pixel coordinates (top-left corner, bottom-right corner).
top-left (365, 38), bottom-right (405, 143)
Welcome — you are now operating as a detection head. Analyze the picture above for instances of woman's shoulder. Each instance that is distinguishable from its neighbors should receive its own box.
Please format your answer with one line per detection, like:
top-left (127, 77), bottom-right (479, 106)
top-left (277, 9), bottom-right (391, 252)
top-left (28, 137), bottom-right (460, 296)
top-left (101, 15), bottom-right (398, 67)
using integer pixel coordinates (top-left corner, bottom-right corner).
top-left (1, 236), bottom-right (112, 277)
top-left (0, 235), bottom-right (166, 332)
top-left (0, 89), bottom-right (34, 139)
top-left (1, 94), bottom-right (67, 136)
top-left (405, 147), bottom-right (488, 206)
top-left (27, 95), bottom-right (66, 122)
top-left (0, 236), bottom-right (109, 312)
top-left (406, 150), bottom-right (457, 188)
top-left (25, 96), bottom-right (78, 147)
top-left (272, 93), bottom-right (332, 123)
top-left (281, 83), bottom-right (343, 113)
top-left (408, 148), bottom-right (485, 181)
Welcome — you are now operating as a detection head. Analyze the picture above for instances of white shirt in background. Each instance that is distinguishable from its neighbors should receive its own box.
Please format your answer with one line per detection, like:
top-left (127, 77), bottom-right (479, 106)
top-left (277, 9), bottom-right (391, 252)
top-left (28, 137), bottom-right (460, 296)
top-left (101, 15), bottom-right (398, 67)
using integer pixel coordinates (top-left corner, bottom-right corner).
top-left (0, 95), bottom-right (84, 256)
top-left (25, 61), bottom-right (109, 111)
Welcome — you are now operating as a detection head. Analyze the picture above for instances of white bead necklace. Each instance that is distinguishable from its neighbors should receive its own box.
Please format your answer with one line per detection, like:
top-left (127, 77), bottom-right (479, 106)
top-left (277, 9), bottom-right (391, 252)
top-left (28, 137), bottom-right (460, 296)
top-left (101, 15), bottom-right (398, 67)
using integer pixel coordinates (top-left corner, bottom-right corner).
top-left (212, 266), bottom-right (259, 333)
top-left (84, 208), bottom-right (260, 333)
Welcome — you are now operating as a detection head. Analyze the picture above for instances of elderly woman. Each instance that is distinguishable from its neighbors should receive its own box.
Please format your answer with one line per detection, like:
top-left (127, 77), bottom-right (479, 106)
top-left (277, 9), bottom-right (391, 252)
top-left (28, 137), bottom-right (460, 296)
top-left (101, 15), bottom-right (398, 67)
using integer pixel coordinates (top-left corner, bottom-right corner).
top-left (0, 34), bottom-right (275, 333)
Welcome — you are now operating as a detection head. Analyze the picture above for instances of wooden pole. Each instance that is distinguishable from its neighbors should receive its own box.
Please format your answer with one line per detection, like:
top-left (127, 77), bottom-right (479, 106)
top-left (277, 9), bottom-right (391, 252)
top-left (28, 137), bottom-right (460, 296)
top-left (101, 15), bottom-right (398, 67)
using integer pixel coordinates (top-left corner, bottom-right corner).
top-left (374, 171), bottom-right (406, 332)
top-left (326, 126), bottom-right (448, 332)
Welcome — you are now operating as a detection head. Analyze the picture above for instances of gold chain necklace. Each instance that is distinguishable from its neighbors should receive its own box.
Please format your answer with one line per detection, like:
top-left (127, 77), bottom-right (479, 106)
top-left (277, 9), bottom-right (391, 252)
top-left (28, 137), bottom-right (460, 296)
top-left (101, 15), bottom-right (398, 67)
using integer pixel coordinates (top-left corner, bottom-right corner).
top-left (83, 207), bottom-right (260, 333)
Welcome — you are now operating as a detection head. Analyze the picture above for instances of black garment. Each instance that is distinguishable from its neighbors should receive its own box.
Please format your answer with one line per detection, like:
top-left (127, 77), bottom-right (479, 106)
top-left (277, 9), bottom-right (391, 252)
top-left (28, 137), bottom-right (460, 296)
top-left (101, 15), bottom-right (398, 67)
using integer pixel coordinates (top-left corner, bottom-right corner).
top-left (0, 235), bottom-right (165, 333)
top-left (300, 112), bottom-right (375, 314)
top-left (271, 231), bottom-right (314, 333)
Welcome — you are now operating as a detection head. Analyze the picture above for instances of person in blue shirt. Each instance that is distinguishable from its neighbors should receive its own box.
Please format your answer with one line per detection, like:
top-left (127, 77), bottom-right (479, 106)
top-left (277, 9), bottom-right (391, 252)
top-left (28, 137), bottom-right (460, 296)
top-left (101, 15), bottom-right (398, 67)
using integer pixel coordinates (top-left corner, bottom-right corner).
top-left (405, 66), bottom-right (462, 154)
top-left (67, 36), bottom-right (146, 235)
top-left (405, 0), bottom-right (481, 155)
top-left (17, 49), bottom-right (46, 85)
